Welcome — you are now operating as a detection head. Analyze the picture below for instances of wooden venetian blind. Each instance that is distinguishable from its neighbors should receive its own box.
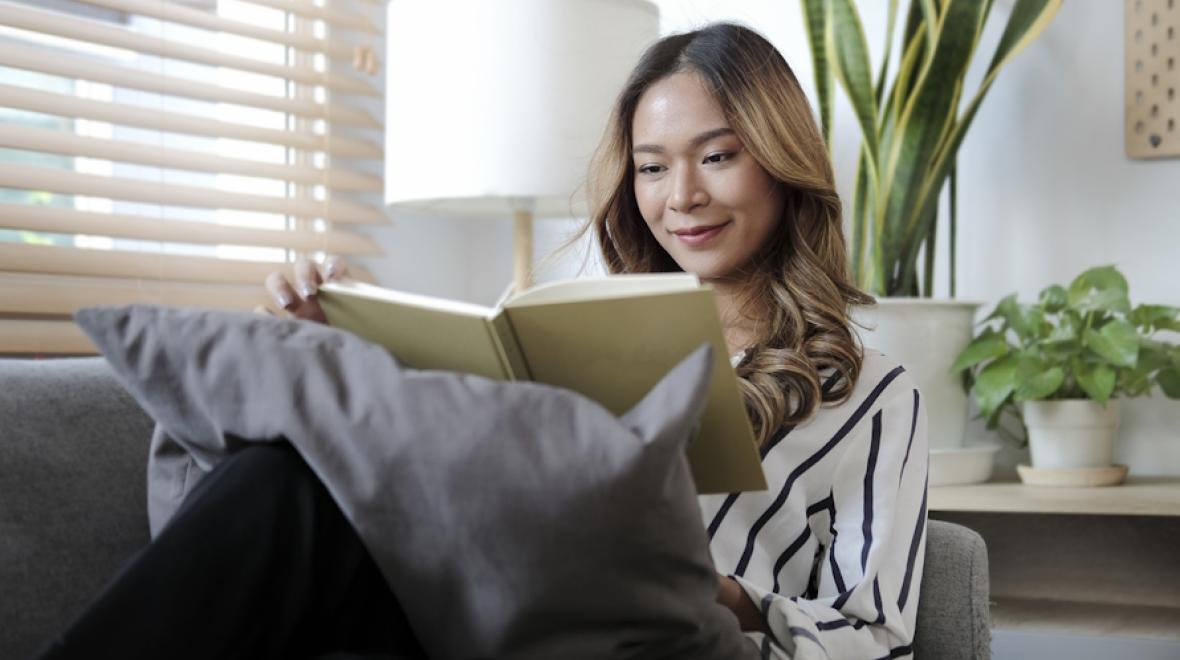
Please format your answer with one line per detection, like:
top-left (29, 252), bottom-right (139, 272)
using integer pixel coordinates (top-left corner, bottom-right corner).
top-left (0, 0), bottom-right (385, 354)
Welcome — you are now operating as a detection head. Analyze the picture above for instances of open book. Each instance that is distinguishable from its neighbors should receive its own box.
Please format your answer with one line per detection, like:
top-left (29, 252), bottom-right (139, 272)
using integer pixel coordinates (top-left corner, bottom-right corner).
top-left (317, 274), bottom-right (766, 494)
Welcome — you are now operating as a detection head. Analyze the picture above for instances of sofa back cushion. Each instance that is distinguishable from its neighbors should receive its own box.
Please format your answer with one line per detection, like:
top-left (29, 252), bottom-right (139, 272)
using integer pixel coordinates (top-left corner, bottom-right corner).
top-left (0, 357), bottom-right (153, 659)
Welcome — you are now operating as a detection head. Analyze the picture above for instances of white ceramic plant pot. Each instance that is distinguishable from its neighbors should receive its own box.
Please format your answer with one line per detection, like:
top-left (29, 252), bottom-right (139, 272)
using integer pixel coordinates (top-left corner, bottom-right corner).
top-left (1023, 399), bottom-right (1120, 469)
top-left (855, 299), bottom-right (985, 486)
top-left (855, 299), bottom-right (981, 450)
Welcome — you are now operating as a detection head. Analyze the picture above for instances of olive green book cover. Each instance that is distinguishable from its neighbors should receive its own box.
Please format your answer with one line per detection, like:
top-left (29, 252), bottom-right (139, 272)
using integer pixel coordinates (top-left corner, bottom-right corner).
top-left (318, 274), bottom-right (766, 494)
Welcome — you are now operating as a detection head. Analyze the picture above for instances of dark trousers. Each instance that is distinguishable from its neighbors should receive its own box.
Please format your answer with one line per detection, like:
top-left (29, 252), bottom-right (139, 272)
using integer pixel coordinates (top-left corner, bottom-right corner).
top-left (36, 443), bottom-right (427, 660)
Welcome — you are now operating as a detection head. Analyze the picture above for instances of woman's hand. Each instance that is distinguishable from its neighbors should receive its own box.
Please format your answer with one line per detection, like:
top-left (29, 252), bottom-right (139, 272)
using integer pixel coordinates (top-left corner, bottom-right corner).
top-left (716, 574), bottom-right (768, 633)
top-left (262, 256), bottom-right (349, 324)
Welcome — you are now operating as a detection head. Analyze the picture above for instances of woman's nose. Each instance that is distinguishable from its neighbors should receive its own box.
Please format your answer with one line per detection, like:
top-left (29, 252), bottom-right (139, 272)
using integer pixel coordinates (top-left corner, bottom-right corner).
top-left (668, 166), bottom-right (709, 214)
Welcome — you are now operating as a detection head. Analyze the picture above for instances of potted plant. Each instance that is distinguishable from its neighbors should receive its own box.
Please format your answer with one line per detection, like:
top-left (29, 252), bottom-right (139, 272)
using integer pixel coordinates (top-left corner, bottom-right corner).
top-left (953, 266), bottom-right (1180, 484)
top-left (801, 0), bottom-right (1063, 477)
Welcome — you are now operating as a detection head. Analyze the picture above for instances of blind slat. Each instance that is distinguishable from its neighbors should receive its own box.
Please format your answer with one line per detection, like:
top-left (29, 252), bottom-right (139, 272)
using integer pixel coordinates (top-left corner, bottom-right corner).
top-left (0, 243), bottom-right (377, 285)
top-left (0, 1), bottom-right (380, 96)
top-left (0, 272), bottom-right (264, 315)
top-left (78, 0), bottom-right (360, 61)
top-left (0, 83), bottom-right (382, 159)
top-left (0, 124), bottom-right (383, 192)
top-left (0, 203), bottom-right (382, 255)
top-left (0, 164), bottom-right (387, 223)
top-left (246, 0), bottom-right (378, 34)
top-left (1, 241), bottom-right (293, 284)
top-left (0, 319), bottom-right (95, 354)
top-left (0, 40), bottom-right (380, 128)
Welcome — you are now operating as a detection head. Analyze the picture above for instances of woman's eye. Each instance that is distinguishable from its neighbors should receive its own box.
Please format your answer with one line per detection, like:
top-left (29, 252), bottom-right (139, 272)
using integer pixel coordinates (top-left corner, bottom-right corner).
top-left (637, 164), bottom-right (665, 175)
top-left (704, 152), bottom-right (734, 164)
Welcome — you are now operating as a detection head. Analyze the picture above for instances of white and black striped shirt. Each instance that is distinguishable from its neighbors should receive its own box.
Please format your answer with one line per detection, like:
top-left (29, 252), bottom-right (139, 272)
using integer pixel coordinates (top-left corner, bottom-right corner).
top-left (702, 349), bottom-right (928, 659)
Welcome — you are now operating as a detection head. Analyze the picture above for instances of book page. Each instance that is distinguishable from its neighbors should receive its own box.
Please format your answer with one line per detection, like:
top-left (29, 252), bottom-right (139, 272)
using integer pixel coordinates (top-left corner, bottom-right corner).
top-left (322, 281), bottom-right (495, 318)
top-left (505, 273), bottom-right (701, 307)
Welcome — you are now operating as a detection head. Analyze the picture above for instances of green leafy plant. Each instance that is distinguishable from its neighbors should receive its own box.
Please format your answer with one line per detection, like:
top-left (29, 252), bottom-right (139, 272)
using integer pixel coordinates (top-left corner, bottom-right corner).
top-left (802, 0), bottom-right (1063, 297)
top-left (953, 266), bottom-right (1180, 443)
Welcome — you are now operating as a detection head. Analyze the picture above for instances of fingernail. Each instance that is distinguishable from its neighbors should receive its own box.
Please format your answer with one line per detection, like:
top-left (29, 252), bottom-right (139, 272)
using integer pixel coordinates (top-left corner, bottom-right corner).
top-left (325, 262), bottom-right (340, 278)
top-left (276, 291), bottom-right (293, 308)
top-left (300, 284), bottom-right (316, 298)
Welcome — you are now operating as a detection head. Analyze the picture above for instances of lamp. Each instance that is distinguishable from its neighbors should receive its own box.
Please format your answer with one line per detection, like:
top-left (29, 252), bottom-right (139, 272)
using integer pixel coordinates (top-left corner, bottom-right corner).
top-left (384, 0), bottom-right (659, 291)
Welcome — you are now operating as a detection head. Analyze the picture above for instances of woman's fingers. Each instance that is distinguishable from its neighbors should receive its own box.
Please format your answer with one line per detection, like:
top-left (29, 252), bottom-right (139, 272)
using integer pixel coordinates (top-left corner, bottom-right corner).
top-left (324, 256), bottom-right (349, 282)
top-left (293, 258), bottom-right (323, 298)
top-left (263, 258), bottom-right (344, 325)
top-left (265, 271), bottom-right (300, 312)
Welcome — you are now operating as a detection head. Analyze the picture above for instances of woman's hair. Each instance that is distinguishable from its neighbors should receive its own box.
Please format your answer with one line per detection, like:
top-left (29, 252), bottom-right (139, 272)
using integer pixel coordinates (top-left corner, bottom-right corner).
top-left (570, 22), bottom-right (874, 446)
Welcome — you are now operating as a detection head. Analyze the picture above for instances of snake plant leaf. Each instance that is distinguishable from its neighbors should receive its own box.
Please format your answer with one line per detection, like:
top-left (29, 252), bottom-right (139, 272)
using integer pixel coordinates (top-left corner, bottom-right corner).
top-left (951, 327), bottom-right (1010, 372)
top-left (974, 353), bottom-right (1019, 419)
top-left (801, 0), bottom-right (834, 147)
top-left (880, 0), bottom-right (990, 291)
top-left (1159, 368), bottom-right (1180, 398)
top-left (850, 149), bottom-right (871, 284)
top-left (1068, 265), bottom-right (1131, 314)
top-left (874, 0), bottom-right (900, 105)
top-left (1013, 354), bottom-right (1065, 401)
top-left (1083, 320), bottom-right (1140, 368)
top-left (827, 0), bottom-right (880, 167)
top-left (1077, 362), bottom-right (1117, 403)
top-left (879, 23), bottom-right (928, 179)
top-left (910, 0), bottom-right (1064, 283)
top-left (916, 0), bottom-right (940, 62)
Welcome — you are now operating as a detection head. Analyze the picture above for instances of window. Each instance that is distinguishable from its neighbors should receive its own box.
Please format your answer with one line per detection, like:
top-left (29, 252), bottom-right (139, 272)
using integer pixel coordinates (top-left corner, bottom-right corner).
top-left (0, 0), bottom-right (385, 354)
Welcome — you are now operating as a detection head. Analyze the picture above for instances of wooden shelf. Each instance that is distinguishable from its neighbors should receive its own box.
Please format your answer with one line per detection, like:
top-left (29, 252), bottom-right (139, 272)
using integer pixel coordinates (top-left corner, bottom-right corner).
top-left (929, 477), bottom-right (1180, 516)
top-left (993, 597), bottom-right (1180, 640)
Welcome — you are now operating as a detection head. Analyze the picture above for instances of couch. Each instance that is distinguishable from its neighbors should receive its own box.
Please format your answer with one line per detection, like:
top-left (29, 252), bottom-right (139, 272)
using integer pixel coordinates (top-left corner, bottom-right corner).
top-left (0, 357), bottom-right (991, 659)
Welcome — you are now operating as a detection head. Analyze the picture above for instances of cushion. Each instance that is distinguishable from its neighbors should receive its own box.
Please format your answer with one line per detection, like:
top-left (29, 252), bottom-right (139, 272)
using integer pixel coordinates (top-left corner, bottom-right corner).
top-left (74, 305), bottom-right (758, 660)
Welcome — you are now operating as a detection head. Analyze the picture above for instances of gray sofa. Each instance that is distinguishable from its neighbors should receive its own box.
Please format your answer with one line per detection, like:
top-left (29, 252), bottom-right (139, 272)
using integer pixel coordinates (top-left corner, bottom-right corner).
top-left (0, 357), bottom-right (991, 659)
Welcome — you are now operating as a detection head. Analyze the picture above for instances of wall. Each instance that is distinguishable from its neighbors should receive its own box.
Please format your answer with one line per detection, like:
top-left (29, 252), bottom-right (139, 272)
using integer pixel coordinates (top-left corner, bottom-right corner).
top-left (368, 1), bottom-right (1180, 474)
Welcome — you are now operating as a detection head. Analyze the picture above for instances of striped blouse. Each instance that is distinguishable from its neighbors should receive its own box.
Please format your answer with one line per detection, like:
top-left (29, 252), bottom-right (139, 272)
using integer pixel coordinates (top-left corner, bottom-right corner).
top-left (702, 349), bottom-right (928, 659)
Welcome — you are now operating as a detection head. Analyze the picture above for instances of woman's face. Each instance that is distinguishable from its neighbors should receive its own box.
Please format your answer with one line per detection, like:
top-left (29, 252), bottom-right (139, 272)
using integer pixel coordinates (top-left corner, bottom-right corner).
top-left (631, 71), bottom-right (785, 284)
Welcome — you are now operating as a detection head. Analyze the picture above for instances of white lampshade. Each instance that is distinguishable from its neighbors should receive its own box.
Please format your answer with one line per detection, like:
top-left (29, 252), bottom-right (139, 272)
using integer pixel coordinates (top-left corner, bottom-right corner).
top-left (384, 0), bottom-right (660, 219)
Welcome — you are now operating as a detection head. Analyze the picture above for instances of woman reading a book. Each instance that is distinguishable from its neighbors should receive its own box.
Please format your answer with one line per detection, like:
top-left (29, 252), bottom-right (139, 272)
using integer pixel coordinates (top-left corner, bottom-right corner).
top-left (40, 22), bottom-right (926, 660)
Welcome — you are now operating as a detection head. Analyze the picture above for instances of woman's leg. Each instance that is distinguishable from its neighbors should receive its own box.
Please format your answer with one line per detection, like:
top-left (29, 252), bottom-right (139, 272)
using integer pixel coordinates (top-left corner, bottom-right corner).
top-left (36, 442), bottom-right (425, 660)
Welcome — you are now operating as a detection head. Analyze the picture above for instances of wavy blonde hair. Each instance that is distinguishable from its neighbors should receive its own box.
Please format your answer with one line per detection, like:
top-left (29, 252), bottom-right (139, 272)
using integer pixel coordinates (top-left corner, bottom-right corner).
top-left (568, 23), bottom-right (873, 447)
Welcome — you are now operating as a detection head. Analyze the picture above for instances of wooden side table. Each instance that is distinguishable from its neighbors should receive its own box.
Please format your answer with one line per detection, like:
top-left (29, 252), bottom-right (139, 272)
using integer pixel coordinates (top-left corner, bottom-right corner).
top-left (930, 478), bottom-right (1180, 657)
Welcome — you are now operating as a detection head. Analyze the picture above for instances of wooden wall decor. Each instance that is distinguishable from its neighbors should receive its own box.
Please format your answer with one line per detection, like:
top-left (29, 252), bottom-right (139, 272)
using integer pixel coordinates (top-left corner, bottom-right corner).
top-left (1126, 0), bottom-right (1180, 158)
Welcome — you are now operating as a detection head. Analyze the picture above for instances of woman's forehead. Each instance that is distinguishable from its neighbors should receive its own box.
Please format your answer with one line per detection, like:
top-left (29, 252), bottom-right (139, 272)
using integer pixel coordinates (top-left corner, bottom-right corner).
top-left (631, 72), bottom-right (731, 146)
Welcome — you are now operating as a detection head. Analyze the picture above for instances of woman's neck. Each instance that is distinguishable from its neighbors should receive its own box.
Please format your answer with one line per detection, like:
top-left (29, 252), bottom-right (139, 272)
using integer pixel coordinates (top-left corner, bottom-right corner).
top-left (709, 278), bottom-right (759, 357)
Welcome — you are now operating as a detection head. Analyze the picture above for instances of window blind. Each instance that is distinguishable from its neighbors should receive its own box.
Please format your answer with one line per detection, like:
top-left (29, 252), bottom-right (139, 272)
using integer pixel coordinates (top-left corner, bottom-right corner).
top-left (0, 0), bottom-right (385, 355)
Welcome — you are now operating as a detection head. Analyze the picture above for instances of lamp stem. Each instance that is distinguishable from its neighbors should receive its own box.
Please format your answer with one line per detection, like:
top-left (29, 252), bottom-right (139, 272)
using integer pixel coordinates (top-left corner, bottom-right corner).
top-left (513, 206), bottom-right (534, 292)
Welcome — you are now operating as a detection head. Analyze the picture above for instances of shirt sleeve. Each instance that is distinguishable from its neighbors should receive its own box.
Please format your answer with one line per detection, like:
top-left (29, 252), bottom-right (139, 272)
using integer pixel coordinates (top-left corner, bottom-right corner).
top-left (737, 385), bottom-right (928, 660)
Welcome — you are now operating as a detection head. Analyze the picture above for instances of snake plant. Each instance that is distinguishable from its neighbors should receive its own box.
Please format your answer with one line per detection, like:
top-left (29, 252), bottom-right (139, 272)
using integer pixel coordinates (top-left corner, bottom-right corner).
top-left (802, 0), bottom-right (1064, 297)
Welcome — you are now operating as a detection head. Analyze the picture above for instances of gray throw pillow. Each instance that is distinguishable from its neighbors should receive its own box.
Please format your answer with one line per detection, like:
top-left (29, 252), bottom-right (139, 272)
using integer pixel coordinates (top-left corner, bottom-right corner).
top-left (74, 305), bottom-right (757, 660)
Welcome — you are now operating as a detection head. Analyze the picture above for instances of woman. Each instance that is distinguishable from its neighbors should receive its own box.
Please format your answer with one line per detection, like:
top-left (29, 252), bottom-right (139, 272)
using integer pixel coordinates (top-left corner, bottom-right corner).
top-left (42, 23), bottom-right (926, 660)
top-left (573, 24), bottom-right (928, 659)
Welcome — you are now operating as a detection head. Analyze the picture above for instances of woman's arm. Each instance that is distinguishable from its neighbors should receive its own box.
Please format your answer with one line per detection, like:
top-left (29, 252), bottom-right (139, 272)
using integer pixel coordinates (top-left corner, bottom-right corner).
top-left (717, 575), bottom-right (768, 633)
top-left (739, 379), bottom-right (929, 659)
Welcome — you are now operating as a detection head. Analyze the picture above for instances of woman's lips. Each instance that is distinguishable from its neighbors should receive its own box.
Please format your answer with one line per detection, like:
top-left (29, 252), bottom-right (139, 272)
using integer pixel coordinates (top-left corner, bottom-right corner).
top-left (673, 222), bottom-right (729, 247)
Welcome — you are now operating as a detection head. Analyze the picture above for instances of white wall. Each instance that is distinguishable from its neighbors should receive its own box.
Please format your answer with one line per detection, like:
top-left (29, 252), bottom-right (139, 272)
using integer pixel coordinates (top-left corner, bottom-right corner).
top-left (369, 1), bottom-right (1180, 474)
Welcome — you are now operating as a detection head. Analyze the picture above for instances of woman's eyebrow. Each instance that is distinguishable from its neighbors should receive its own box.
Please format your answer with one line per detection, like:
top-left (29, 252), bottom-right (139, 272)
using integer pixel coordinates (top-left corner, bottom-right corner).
top-left (632, 127), bottom-right (736, 155)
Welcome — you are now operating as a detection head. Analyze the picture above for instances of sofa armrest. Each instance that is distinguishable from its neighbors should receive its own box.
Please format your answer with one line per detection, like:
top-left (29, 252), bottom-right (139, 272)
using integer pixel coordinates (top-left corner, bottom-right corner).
top-left (0, 356), bottom-right (155, 659)
top-left (915, 519), bottom-right (992, 660)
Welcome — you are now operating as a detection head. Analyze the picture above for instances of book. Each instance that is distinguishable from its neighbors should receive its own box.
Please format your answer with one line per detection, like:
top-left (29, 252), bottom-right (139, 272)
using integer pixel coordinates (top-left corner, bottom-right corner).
top-left (317, 273), bottom-right (767, 494)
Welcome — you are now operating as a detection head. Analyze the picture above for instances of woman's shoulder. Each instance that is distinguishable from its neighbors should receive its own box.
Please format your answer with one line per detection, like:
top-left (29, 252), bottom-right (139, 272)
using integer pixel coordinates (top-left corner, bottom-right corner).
top-left (831, 347), bottom-right (920, 412)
